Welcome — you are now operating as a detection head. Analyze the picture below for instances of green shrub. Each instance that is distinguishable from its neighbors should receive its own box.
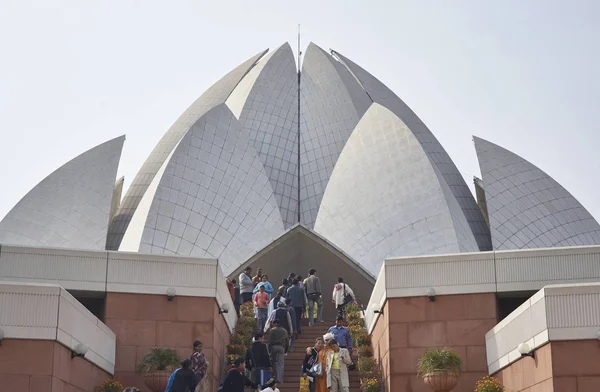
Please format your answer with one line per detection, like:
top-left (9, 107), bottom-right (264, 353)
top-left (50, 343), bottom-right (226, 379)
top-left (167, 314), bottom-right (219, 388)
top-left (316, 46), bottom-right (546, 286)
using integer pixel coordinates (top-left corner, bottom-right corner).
top-left (226, 344), bottom-right (247, 356)
top-left (354, 333), bottom-right (371, 347)
top-left (417, 348), bottom-right (462, 377)
top-left (358, 356), bottom-right (377, 380)
top-left (357, 345), bottom-right (373, 358)
top-left (136, 347), bottom-right (181, 373)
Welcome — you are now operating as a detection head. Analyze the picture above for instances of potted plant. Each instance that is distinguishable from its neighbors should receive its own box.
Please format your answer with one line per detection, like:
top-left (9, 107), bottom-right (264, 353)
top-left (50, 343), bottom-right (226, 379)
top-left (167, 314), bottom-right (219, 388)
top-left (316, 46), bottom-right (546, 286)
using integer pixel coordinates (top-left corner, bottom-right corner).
top-left (137, 347), bottom-right (181, 392)
top-left (417, 348), bottom-right (462, 392)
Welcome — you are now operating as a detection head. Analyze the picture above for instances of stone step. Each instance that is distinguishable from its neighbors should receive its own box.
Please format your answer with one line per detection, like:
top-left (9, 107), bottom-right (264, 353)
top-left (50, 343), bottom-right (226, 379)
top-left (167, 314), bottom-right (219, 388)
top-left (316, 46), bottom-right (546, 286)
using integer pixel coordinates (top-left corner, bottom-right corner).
top-left (261, 323), bottom-right (362, 392)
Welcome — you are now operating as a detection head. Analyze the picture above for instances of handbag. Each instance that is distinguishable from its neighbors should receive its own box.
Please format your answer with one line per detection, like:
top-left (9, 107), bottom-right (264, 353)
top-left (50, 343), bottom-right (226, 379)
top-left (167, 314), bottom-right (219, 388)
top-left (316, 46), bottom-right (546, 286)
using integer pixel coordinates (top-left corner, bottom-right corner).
top-left (343, 284), bottom-right (353, 304)
top-left (309, 362), bottom-right (323, 376)
top-left (299, 376), bottom-right (310, 392)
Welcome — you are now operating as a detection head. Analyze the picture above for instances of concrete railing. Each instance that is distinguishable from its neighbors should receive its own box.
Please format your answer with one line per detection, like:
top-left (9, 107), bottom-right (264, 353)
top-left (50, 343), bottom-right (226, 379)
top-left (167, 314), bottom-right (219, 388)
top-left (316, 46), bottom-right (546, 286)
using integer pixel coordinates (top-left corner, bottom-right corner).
top-left (365, 266), bottom-right (386, 333)
top-left (385, 251), bottom-right (496, 297)
top-left (0, 244), bottom-right (238, 332)
top-left (0, 281), bottom-right (116, 374)
top-left (485, 282), bottom-right (600, 374)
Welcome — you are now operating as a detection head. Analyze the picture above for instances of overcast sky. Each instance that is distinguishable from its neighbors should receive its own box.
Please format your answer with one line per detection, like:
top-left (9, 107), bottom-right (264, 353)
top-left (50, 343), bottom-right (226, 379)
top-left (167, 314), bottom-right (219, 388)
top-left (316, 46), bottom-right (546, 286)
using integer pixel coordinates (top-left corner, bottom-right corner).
top-left (1, 0), bottom-right (599, 222)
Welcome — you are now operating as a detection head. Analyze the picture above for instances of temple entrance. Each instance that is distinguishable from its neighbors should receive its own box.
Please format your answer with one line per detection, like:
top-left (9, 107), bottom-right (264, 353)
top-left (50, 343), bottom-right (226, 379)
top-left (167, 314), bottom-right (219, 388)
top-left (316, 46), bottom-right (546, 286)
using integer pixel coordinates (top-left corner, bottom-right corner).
top-left (228, 225), bottom-right (375, 321)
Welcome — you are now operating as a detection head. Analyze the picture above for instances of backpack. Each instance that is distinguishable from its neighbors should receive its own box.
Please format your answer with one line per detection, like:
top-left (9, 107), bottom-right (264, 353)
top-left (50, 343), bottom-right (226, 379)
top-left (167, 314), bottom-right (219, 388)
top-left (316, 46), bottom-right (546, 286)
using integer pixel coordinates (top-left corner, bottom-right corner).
top-left (343, 284), bottom-right (353, 304)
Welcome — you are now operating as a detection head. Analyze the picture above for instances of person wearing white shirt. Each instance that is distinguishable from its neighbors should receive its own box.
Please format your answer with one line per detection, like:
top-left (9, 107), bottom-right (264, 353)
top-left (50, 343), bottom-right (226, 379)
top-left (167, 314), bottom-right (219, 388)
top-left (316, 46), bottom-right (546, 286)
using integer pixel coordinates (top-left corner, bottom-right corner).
top-left (331, 277), bottom-right (355, 320)
top-left (239, 266), bottom-right (254, 303)
top-left (260, 377), bottom-right (280, 392)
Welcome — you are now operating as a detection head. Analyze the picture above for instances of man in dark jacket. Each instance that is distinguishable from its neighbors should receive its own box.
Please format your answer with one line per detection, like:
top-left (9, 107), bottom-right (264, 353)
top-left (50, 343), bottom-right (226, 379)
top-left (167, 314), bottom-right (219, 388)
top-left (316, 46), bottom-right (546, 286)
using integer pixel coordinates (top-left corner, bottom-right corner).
top-left (222, 357), bottom-right (257, 392)
top-left (245, 333), bottom-right (272, 386)
top-left (169, 359), bottom-right (197, 392)
top-left (286, 279), bottom-right (307, 333)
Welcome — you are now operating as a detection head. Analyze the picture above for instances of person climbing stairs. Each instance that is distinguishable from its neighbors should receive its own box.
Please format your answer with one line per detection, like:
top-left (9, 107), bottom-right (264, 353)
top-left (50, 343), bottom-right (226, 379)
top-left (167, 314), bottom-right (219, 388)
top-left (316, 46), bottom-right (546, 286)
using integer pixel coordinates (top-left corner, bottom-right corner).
top-left (272, 319), bottom-right (362, 392)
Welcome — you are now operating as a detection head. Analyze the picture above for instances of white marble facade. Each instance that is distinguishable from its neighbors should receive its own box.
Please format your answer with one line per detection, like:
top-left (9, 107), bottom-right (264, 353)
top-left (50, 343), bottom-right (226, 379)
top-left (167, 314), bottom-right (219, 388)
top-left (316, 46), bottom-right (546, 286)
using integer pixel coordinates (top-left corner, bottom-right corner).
top-left (2, 42), bottom-right (599, 277)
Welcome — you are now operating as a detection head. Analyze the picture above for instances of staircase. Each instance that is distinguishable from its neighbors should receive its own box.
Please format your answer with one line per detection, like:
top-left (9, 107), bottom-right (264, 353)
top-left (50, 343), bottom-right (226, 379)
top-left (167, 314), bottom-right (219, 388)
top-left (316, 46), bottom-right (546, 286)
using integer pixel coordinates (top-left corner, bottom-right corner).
top-left (275, 319), bottom-right (361, 392)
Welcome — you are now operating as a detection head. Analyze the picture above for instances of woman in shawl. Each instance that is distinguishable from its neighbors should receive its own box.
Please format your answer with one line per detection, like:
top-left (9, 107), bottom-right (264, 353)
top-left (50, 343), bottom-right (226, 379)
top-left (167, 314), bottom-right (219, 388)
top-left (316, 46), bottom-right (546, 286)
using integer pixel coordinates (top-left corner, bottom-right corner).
top-left (191, 340), bottom-right (209, 392)
top-left (314, 333), bottom-right (334, 392)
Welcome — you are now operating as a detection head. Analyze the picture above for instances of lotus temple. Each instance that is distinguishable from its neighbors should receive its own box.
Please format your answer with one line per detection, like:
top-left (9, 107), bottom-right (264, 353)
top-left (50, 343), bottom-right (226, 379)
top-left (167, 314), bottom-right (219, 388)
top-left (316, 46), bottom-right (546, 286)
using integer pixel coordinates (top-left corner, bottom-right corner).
top-left (1, 42), bottom-right (600, 392)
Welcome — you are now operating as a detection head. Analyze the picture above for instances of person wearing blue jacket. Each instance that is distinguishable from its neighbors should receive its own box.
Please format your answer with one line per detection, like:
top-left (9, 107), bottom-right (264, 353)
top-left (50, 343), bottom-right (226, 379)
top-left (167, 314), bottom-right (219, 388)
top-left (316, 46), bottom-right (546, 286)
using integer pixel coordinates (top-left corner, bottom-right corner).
top-left (253, 275), bottom-right (274, 297)
top-left (165, 368), bottom-right (180, 392)
top-left (165, 359), bottom-right (196, 392)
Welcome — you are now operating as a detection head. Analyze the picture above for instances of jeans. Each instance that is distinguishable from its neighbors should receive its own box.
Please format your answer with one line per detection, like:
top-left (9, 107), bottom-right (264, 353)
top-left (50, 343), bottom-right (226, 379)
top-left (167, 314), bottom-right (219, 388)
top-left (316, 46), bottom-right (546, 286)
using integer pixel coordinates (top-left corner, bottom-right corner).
top-left (256, 308), bottom-right (268, 333)
top-left (307, 295), bottom-right (322, 325)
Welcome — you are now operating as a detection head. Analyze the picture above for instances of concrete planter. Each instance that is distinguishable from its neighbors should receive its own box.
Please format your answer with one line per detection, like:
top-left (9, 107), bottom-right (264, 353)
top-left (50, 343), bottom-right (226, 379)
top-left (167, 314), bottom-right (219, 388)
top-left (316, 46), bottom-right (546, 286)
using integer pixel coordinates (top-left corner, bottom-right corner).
top-left (422, 371), bottom-right (459, 392)
top-left (143, 371), bottom-right (172, 392)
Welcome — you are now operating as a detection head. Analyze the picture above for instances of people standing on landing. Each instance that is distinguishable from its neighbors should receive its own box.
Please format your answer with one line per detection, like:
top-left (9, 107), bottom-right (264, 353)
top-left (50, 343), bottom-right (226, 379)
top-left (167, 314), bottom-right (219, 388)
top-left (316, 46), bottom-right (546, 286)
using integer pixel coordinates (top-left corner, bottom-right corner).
top-left (327, 316), bottom-right (352, 352)
top-left (245, 333), bottom-right (272, 386)
top-left (304, 269), bottom-right (323, 326)
top-left (190, 340), bottom-right (208, 392)
top-left (286, 279), bottom-right (306, 334)
top-left (239, 267), bottom-right (254, 303)
top-left (267, 320), bottom-right (289, 383)
top-left (254, 285), bottom-right (270, 333)
top-left (253, 268), bottom-right (264, 284)
top-left (253, 275), bottom-right (274, 297)
top-left (326, 339), bottom-right (352, 392)
top-left (332, 277), bottom-right (355, 320)
top-left (302, 337), bottom-right (324, 392)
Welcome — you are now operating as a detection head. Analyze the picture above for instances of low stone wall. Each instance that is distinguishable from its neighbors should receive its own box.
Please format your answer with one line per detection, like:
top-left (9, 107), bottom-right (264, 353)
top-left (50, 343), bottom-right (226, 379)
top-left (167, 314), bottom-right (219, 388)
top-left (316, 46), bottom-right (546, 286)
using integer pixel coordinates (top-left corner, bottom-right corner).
top-left (494, 341), bottom-right (600, 391)
top-left (0, 340), bottom-right (111, 392)
top-left (371, 293), bottom-right (497, 392)
top-left (106, 292), bottom-right (231, 392)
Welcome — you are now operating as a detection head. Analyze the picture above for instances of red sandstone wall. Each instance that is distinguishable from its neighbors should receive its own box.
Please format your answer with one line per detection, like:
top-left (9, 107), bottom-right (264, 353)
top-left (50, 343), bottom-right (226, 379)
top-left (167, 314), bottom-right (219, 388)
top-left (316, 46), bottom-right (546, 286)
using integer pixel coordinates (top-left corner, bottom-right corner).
top-left (373, 293), bottom-right (497, 392)
top-left (494, 340), bottom-right (600, 392)
top-left (105, 292), bottom-right (230, 392)
top-left (0, 340), bottom-right (110, 391)
top-left (494, 343), bottom-right (553, 391)
top-left (371, 301), bottom-right (390, 390)
top-left (552, 340), bottom-right (600, 391)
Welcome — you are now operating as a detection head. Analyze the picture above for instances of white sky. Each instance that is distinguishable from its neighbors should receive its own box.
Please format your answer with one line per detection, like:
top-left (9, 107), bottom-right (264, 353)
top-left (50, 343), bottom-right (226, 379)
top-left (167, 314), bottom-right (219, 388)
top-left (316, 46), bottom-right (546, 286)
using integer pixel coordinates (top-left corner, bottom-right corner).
top-left (1, 0), bottom-right (599, 221)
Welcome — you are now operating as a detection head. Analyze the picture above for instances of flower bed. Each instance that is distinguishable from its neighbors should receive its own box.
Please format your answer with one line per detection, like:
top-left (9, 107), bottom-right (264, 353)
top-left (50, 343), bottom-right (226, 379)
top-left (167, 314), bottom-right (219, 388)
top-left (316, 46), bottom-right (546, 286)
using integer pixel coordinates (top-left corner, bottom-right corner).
top-left (225, 301), bottom-right (255, 366)
top-left (345, 303), bottom-right (381, 392)
top-left (475, 375), bottom-right (505, 392)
